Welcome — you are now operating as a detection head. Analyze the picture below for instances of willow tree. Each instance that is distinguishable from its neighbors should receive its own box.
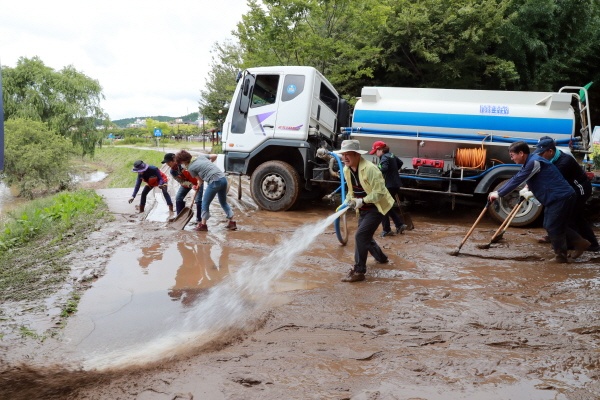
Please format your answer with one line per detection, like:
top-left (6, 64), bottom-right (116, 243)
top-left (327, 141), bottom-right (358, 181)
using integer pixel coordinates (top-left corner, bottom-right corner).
top-left (2, 56), bottom-right (107, 156)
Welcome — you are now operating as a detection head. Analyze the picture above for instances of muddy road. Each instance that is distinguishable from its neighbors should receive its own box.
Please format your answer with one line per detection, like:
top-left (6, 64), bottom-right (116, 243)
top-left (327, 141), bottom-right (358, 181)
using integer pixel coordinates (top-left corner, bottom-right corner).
top-left (1, 180), bottom-right (600, 400)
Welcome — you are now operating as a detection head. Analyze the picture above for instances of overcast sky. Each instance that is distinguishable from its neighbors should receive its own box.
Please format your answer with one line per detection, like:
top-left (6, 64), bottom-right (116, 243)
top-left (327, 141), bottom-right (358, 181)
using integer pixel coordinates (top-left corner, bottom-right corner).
top-left (0, 0), bottom-right (248, 120)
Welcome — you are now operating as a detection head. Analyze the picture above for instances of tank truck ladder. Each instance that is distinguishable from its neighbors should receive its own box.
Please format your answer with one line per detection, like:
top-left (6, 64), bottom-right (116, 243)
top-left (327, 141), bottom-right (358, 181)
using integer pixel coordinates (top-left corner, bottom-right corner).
top-left (560, 85), bottom-right (593, 152)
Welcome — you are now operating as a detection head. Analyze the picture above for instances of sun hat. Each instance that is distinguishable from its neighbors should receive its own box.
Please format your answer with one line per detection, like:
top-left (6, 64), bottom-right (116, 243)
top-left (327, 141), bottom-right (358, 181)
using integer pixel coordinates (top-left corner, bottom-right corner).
top-left (534, 136), bottom-right (556, 154)
top-left (333, 140), bottom-right (368, 155)
top-left (132, 160), bottom-right (149, 172)
top-left (369, 140), bottom-right (387, 155)
top-left (161, 153), bottom-right (176, 164)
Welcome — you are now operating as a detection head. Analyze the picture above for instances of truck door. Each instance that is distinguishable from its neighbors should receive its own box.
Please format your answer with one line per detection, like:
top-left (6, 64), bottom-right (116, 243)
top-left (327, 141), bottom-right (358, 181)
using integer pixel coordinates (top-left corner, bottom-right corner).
top-left (228, 73), bottom-right (280, 151)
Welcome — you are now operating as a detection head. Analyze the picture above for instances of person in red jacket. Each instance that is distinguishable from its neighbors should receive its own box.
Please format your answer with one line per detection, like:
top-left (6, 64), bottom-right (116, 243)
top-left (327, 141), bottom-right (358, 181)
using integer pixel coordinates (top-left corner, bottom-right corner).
top-left (128, 160), bottom-right (173, 213)
top-left (161, 152), bottom-right (203, 222)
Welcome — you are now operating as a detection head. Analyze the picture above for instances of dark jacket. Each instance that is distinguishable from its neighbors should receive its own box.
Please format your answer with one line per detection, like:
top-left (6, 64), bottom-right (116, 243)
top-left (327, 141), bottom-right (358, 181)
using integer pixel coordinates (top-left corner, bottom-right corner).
top-left (498, 153), bottom-right (574, 206)
top-left (553, 150), bottom-right (591, 199)
top-left (132, 165), bottom-right (167, 197)
top-left (378, 152), bottom-right (403, 189)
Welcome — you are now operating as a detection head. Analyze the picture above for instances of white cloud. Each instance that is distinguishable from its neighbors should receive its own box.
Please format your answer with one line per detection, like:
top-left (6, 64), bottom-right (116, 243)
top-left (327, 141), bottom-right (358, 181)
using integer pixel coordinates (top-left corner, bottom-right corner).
top-left (0, 0), bottom-right (248, 120)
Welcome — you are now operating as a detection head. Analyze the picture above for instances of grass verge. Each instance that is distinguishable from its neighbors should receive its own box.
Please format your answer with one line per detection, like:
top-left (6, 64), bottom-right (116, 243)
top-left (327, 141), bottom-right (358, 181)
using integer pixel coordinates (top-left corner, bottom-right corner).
top-left (0, 189), bottom-right (112, 303)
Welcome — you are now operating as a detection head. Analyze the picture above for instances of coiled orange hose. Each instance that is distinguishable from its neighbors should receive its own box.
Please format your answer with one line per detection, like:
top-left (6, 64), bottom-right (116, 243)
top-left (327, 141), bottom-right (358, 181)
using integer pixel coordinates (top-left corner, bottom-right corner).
top-left (456, 147), bottom-right (487, 169)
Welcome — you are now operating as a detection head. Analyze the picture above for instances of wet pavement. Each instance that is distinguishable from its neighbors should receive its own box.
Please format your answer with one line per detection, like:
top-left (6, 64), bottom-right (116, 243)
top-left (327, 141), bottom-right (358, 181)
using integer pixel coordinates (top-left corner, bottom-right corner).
top-left (1, 176), bottom-right (600, 399)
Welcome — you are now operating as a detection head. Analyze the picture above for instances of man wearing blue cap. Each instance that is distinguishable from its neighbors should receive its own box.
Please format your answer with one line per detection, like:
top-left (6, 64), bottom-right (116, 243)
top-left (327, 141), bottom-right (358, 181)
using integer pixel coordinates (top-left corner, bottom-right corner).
top-left (488, 141), bottom-right (590, 262)
top-left (535, 136), bottom-right (599, 252)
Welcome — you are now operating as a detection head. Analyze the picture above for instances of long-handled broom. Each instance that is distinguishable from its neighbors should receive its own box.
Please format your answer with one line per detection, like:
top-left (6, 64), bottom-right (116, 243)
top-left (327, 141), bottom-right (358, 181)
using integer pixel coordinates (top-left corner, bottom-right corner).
top-left (450, 200), bottom-right (491, 256)
top-left (477, 197), bottom-right (525, 249)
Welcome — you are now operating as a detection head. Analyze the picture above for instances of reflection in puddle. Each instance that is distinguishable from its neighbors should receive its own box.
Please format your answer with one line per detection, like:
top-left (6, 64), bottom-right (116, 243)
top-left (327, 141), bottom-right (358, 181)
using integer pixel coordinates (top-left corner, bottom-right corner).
top-left (75, 209), bottom-right (345, 370)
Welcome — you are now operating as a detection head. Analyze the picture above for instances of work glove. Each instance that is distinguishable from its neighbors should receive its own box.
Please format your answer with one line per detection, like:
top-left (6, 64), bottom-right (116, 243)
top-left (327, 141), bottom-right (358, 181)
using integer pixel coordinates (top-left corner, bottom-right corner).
top-left (346, 198), bottom-right (364, 210)
top-left (518, 187), bottom-right (534, 200)
top-left (181, 181), bottom-right (192, 188)
top-left (488, 191), bottom-right (499, 202)
top-left (128, 197), bottom-right (134, 204)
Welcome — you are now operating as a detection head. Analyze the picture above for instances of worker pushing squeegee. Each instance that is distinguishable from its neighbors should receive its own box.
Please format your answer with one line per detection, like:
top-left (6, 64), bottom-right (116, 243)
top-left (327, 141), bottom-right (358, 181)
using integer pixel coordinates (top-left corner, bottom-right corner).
top-left (451, 140), bottom-right (590, 262)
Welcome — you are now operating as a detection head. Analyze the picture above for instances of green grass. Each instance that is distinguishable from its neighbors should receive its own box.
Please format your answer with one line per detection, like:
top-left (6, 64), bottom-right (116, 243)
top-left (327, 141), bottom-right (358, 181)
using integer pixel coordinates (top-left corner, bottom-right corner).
top-left (0, 189), bottom-right (112, 302)
top-left (86, 145), bottom-right (223, 188)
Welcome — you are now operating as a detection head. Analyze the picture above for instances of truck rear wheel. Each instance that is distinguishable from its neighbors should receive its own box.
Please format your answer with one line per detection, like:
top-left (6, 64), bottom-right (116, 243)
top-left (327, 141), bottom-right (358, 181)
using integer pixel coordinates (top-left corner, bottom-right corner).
top-left (251, 161), bottom-right (300, 211)
top-left (488, 179), bottom-right (543, 226)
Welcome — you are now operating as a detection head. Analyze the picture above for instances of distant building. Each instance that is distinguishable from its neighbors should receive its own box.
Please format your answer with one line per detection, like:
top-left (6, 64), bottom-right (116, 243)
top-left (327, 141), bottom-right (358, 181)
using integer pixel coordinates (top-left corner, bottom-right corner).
top-left (127, 118), bottom-right (147, 128)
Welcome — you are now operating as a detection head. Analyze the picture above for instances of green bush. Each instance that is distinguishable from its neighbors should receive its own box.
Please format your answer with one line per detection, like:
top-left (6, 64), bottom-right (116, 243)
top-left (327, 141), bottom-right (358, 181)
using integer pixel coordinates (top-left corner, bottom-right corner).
top-left (3, 118), bottom-right (77, 199)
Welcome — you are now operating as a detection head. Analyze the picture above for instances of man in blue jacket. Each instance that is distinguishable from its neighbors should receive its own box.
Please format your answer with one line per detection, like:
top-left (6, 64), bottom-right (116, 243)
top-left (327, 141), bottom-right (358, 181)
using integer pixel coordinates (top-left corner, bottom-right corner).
top-left (488, 141), bottom-right (589, 263)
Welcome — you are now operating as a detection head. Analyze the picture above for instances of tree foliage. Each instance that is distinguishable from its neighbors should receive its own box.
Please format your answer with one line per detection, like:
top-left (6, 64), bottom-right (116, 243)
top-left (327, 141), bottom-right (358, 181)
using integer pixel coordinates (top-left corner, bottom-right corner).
top-left (2, 57), bottom-right (107, 156)
top-left (199, 40), bottom-right (244, 128)
top-left (3, 118), bottom-right (76, 199)
top-left (202, 0), bottom-right (600, 122)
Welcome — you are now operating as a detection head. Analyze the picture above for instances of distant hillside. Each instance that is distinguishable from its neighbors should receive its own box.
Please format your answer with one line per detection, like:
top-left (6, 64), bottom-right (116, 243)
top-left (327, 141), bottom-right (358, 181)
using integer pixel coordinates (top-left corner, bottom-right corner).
top-left (112, 112), bottom-right (199, 128)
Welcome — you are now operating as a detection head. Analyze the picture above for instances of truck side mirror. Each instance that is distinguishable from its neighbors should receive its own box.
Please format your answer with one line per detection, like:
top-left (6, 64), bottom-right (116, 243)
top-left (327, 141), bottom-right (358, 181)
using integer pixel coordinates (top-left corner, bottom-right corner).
top-left (242, 79), bottom-right (250, 96)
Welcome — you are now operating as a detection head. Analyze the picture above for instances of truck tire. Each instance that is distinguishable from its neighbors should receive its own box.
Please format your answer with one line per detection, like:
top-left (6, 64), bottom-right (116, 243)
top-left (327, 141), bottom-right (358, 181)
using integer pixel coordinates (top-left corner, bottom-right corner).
top-left (251, 161), bottom-right (300, 211)
top-left (488, 179), bottom-right (543, 226)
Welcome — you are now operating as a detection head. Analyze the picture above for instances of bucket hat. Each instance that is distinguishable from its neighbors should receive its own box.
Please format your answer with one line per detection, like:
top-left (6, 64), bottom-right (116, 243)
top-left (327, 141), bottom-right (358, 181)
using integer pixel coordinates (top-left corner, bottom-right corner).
top-left (333, 140), bottom-right (368, 155)
top-left (132, 160), bottom-right (149, 172)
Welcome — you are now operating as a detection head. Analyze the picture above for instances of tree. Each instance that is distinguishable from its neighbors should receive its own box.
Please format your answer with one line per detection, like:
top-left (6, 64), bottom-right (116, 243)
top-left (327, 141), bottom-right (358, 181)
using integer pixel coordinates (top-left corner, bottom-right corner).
top-left (2, 119), bottom-right (76, 198)
top-left (199, 40), bottom-right (244, 126)
top-left (372, 0), bottom-right (519, 90)
top-left (234, 0), bottom-right (389, 95)
top-left (496, 0), bottom-right (600, 90)
top-left (2, 56), bottom-right (107, 156)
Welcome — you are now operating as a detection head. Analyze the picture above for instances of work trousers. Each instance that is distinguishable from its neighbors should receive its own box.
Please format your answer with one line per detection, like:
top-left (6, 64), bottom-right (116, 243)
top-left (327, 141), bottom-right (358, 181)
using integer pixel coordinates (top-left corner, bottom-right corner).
top-left (544, 193), bottom-right (581, 254)
top-left (354, 207), bottom-right (387, 273)
top-left (381, 187), bottom-right (404, 233)
top-left (140, 185), bottom-right (172, 208)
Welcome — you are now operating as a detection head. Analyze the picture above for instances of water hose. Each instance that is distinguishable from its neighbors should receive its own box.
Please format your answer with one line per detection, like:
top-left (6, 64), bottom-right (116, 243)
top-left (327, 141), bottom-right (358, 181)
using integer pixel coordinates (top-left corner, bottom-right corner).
top-left (329, 151), bottom-right (349, 245)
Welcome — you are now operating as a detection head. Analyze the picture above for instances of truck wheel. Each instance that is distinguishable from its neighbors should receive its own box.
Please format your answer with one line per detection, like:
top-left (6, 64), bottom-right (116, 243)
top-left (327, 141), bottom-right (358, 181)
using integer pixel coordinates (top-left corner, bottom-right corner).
top-left (488, 179), bottom-right (543, 226)
top-left (251, 161), bottom-right (300, 211)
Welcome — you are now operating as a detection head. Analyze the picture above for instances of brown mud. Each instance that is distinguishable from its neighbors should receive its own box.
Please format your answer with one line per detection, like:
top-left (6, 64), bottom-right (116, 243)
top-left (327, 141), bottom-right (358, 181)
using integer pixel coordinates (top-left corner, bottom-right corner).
top-left (1, 178), bottom-right (600, 400)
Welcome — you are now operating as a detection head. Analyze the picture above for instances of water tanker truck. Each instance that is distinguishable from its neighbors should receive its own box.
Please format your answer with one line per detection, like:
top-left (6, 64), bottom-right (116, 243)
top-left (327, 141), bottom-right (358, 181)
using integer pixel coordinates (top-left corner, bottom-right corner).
top-left (222, 65), bottom-right (596, 226)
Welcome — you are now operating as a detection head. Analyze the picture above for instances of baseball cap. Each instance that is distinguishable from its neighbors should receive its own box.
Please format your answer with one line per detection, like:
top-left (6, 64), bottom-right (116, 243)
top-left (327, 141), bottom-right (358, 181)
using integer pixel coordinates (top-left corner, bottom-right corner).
top-left (534, 137), bottom-right (556, 154)
top-left (161, 153), bottom-right (175, 164)
top-left (369, 140), bottom-right (386, 155)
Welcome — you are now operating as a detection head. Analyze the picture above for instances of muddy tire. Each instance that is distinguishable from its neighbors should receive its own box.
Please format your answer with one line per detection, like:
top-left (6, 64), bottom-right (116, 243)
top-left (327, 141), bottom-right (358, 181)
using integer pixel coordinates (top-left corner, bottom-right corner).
top-left (250, 161), bottom-right (300, 211)
top-left (488, 179), bottom-right (543, 226)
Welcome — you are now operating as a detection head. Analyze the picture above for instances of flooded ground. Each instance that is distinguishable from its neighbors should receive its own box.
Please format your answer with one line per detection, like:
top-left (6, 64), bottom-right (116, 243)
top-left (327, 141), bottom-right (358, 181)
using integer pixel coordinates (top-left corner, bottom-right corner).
top-left (1, 176), bottom-right (599, 400)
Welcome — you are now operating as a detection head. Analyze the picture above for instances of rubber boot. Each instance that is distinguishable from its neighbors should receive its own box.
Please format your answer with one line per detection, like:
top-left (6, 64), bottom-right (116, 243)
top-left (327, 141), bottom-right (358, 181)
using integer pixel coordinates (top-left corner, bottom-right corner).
top-left (139, 204), bottom-right (145, 213)
top-left (570, 237), bottom-right (591, 259)
top-left (549, 236), bottom-right (568, 263)
top-left (168, 204), bottom-right (174, 213)
top-left (551, 251), bottom-right (568, 263)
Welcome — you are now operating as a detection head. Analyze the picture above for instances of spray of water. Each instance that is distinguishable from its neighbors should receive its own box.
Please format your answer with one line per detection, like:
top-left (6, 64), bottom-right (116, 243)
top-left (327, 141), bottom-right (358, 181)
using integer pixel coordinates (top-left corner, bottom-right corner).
top-left (84, 208), bottom-right (348, 370)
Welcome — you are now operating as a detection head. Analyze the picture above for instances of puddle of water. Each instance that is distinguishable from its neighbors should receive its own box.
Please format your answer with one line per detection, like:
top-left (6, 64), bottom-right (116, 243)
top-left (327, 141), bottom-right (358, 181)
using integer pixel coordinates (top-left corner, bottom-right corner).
top-left (0, 181), bottom-right (27, 216)
top-left (67, 208), bottom-right (347, 370)
top-left (71, 171), bottom-right (108, 183)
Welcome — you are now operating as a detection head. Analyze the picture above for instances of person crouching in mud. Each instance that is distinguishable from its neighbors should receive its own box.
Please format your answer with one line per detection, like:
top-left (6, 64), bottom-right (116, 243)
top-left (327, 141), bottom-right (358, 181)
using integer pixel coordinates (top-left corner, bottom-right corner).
top-left (174, 150), bottom-right (237, 232)
top-left (162, 152), bottom-right (203, 224)
top-left (129, 160), bottom-right (173, 213)
top-left (335, 140), bottom-right (395, 282)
